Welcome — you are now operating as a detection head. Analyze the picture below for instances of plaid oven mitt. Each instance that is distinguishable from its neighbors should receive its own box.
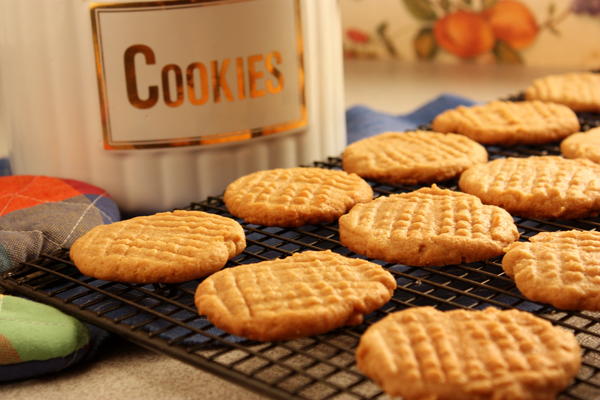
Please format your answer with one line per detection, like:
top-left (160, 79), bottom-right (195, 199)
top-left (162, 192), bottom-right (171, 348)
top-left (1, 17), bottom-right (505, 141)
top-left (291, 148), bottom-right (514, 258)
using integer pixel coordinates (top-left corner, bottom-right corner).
top-left (0, 175), bottom-right (120, 381)
top-left (0, 294), bottom-right (93, 382)
top-left (0, 175), bottom-right (119, 271)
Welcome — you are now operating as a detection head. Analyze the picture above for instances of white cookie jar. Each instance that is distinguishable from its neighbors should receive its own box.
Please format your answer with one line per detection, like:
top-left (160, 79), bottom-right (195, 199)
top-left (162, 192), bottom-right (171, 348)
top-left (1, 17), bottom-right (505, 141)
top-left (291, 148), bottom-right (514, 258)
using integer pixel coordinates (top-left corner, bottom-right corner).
top-left (0, 0), bottom-right (346, 214)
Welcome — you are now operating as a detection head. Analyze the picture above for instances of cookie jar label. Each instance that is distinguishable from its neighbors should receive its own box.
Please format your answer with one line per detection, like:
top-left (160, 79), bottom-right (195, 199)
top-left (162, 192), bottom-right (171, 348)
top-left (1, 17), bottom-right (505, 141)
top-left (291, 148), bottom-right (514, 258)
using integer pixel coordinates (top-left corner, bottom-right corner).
top-left (91, 0), bottom-right (306, 149)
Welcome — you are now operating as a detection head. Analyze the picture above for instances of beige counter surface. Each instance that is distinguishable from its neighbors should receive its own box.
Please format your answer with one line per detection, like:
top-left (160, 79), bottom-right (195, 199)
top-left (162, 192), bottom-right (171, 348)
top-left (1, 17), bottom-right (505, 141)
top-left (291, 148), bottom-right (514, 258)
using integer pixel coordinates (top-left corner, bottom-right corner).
top-left (0, 60), bottom-right (576, 400)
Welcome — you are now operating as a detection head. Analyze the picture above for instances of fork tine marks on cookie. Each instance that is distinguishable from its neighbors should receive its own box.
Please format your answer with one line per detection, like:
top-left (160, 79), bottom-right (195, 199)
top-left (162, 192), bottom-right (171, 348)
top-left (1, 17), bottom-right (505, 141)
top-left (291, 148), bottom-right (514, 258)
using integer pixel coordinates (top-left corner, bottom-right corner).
top-left (432, 100), bottom-right (580, 145)
top-left (525, 72), bottom-right (600, 113)
top-left (356, 307), bottom-right (581, 400)
top-left (338, 185), bottom-right (519, 267)
top-left (194, 250), bottom-right (396, 341)
top-left (502, 230), bottom-right (600, 311)
top-left (223, 167), bottom-right (373, 227)
top-left (459, 156), bottom-right (600, 219)
top-left (70, 210), bottom-right (246, 283)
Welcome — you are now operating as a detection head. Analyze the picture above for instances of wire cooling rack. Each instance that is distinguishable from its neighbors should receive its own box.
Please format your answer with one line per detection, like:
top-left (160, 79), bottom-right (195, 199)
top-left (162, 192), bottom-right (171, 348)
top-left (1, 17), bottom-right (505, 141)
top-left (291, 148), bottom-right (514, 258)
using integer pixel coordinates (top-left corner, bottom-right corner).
top-left (3, 140), bottom-right (600, 400)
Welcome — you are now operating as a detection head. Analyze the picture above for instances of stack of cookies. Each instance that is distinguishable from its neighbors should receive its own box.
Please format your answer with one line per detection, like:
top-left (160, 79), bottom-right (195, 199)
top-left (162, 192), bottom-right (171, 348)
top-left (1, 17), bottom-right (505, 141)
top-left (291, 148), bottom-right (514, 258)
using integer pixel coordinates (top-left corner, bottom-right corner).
top-left (66, 70), bottom-right (600, 400)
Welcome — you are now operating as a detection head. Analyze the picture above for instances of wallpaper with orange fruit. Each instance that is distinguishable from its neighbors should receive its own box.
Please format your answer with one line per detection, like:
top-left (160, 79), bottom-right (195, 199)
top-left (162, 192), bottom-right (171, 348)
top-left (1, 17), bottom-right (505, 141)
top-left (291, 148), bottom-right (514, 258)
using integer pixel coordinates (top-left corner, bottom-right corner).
top-left (341, 0), bottom-right (600, 68)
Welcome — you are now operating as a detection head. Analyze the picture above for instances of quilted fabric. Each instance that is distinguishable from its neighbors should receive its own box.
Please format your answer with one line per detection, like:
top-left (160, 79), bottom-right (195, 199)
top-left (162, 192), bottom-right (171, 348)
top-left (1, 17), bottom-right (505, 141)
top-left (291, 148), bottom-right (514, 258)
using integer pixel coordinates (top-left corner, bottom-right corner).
top-left (0, 295), bottom-right (109, 382)
top-left (0, 294), bottom-right (89, 365)
top-left (0, 175), bottom-right (119, 381)
top-left (0, 175), bottom-right (120, 273)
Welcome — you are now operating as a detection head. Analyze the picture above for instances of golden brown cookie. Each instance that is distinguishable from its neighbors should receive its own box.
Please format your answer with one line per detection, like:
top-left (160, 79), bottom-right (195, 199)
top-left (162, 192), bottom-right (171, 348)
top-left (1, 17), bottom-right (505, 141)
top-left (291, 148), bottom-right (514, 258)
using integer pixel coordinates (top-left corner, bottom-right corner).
top-left (459, 156), bottom-right (600, 219)
top-left (223, 167), bottom-right (373, 227)
top-left (503, 230), bottom-right (600, 310)
top-left (431, 100), bottom-right (580, 145)
top-left (561, 127), bottom-right (600, 163)
top-left (525, 72), bottom-right (600, 112)
top-left (356, 306), bottom-right (581, 400)
top-left (342, 130), bottom-right (488, 185)
top-left (338, 185), bottom-right (519, 266)
top-left (195, 250), bottom-right (396, 341)
top-left (70, 210), bottom-right (246, 283)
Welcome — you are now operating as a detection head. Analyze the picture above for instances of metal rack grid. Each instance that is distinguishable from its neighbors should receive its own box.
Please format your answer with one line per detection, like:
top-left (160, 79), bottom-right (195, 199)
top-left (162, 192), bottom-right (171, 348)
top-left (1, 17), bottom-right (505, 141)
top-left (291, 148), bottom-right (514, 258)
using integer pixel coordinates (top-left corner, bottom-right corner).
top-left (3, 141), bottom-right (600, 399)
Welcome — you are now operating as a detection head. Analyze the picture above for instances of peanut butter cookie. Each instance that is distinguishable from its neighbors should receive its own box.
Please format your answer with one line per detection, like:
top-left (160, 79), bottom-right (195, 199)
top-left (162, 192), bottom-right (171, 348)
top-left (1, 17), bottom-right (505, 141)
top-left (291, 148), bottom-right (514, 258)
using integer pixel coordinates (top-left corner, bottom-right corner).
top-left (342, 130), bottom-right (488, 185)
top-left (525, 72), bottom-right (600, 112)
top-left (224, 167), bottom-right (373, 227)
top-left (432, 100), bottom-right (579, 145)
top-left (561, 127), bottom-right (600, 163)
top-left (338, 185), bottom-right (519, 266)
top-left (195, 250), bottom-right (396, 341)
top-left (459, 156), bottom-right (600, 219)
top-left (70, 210), bottom-right (245, 283)
top-left (356, 306), bottom-right (581, 400)
top-left (503, 230), bottom-right (600, 310)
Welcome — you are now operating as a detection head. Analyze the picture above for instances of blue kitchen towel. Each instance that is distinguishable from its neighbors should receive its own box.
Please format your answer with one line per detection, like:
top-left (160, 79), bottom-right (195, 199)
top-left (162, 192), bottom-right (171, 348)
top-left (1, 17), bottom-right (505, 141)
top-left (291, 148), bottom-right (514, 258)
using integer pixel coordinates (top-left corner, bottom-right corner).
top-left (0, 158), bottom-right (11, 176)
top-left (346, 93), bottom-right (476, 144)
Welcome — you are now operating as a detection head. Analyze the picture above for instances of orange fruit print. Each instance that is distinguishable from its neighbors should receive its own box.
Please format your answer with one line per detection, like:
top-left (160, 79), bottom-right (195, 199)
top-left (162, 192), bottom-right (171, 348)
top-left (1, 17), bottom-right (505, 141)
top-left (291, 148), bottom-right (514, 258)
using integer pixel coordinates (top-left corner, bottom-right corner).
top-left (434, 10), bottom-right (495, 58)
top-left (483, 0), bottom-right (539, 49)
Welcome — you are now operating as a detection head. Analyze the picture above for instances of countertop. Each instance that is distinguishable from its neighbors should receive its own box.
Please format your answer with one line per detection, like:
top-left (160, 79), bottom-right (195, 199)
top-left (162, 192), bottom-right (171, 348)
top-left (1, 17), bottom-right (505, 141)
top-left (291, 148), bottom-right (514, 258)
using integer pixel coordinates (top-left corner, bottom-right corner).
top-left (0, 59), bottom-right (576, 400)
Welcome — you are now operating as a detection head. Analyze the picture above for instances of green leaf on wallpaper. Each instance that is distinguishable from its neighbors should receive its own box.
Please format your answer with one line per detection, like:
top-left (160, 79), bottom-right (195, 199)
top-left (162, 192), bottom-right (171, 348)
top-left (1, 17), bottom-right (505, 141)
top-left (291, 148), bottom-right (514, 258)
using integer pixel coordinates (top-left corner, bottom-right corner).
top-left (402, 0), bottom-right (437, 20)
top-left (377, 22), bottom-right (400, 58)
top-left (549, 25), bottom-right (561, 37)
top-left (493, 41), bottom-right (523, 64)
top-left (482, 0), bottom-right (498, 10)
top-left (414, 27), bottom-right (438, 60)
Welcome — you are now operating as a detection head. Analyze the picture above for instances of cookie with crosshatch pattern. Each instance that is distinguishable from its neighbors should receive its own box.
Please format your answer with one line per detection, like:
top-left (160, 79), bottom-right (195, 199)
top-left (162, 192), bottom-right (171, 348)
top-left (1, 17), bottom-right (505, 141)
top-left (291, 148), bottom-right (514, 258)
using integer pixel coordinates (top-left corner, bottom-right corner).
top-left (356, 306), bottom-right (581, 400)
top-left (561, 127), bottom-right (600, 163)
top-left (338, 185), bottom-right (519, 266)
top-left (194, 250), bottom-right (396, 341)
top-left (431, 100), bottom-right (580, 145)
top-left (223, 167), bottom-right (373, 227)
top-left (70, 210), bottom-right (245, 283)
top-left (503, 230), bottom-right (600, 310)
top-left (459, 156), bottom-right (600, 219)
top-left (342, 130), bottom-right (488, 184)
top-left (525, 72), bottom-right (600, 112)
